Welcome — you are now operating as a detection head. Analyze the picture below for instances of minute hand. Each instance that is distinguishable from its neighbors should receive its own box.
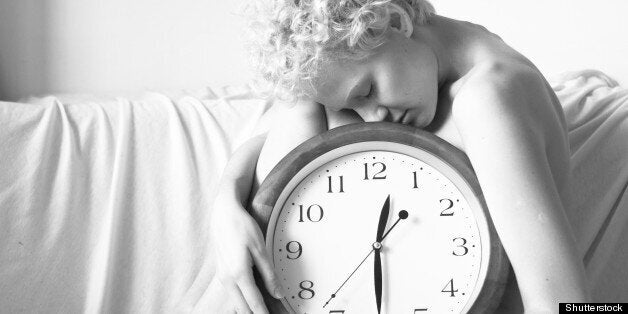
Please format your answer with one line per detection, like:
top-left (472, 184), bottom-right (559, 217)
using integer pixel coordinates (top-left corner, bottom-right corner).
top-left (374, 195), bottom-right (391, 314)
top-left (323, 195), bottom-right (391, 309)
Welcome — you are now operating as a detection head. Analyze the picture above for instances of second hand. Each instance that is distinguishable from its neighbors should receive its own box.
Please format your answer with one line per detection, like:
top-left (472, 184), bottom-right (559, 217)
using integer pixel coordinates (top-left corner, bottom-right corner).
top-left (323, 210), bottom-right (409, 308)
top-left (323, 248), bottom-right (375, 308)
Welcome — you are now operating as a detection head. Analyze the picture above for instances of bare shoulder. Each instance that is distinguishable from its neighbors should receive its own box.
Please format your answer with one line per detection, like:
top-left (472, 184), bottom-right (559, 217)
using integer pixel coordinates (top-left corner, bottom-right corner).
top-left (454, 61), bottom-right (548, 106)
top-left (451, 61), bottom-right (562, 138)
top-left (451, 60), bottom-right (571, 189)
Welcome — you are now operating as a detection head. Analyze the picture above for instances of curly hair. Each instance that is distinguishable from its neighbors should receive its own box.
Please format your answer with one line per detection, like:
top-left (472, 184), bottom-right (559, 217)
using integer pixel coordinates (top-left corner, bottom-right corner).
top-left (245, 0), bottom-right (435, 100)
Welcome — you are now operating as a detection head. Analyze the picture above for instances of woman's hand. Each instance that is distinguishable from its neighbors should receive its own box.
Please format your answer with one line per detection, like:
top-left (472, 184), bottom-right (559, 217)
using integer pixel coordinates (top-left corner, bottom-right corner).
top-left (210, 192), bottom-right (283, 314)
top-left (182, 133), bottom-right (281, 313)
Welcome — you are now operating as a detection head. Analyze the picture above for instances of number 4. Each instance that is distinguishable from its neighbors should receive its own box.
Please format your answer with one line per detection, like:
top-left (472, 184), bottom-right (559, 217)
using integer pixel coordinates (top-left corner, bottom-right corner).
top-left (441, 279), bottom-right (458, 297)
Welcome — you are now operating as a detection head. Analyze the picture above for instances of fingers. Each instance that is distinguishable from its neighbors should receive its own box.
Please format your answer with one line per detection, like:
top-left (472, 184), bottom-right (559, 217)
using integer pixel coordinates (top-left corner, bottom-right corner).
top-left (189, 278), bottom-right (233, 314)
top-left (250, 246), bottom-right (283, 299)
top-left (217, 239), bottom-right (273, 314)
top-left (237, 267), bottom-right (270, 314)
top-left (212, 211), bottom-right (280, 313)
top-left (221, 265), bottom-right (269, 314)
top-left (224, 280), bottom-right (253, 314)
top-left (249, 227), bottom-right (283, 299)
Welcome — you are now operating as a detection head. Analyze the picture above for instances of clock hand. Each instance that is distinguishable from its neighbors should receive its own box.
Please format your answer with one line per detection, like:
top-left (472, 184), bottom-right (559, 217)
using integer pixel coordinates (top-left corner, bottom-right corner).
top-left (376, 195), bottom-right (391, 241)
top-left (374, 209), bottom-right (409, 313)
top-left (374, 249), bottom-right (383, 313)
top-left (323, 200), bottom-right (409, 310)
top-left (322, 247), bottom-right (375, 308)
top-left (381, 209), bottom-right (409, 242)
top-left (323, 195), bottom-right (390, 310)
top-left (374, 195), bottom-right (391, 314)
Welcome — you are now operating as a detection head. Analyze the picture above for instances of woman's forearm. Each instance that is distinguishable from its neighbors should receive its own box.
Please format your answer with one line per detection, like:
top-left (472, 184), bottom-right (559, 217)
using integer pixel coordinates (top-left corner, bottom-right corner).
top-left (518, 229), bottom-right (589, 312)
top-left (217, 133), bottom-right (268, 208)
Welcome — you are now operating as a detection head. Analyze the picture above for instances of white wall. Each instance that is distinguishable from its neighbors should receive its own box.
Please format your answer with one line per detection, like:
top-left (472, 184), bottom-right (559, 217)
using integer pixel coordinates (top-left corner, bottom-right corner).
top-left (0, 0), bottom-right (253, 101)
top-left (0, 0), bottom-right (48, 100)
top-left (435, 1), bottom-right (628, 85)
top-left (1, 1), bottom-right (627, 101)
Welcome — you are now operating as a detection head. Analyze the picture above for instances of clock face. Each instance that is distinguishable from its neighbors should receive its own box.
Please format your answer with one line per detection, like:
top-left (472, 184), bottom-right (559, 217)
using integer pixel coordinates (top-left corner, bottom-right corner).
top-left (266, 142), bottom-right (492, 314)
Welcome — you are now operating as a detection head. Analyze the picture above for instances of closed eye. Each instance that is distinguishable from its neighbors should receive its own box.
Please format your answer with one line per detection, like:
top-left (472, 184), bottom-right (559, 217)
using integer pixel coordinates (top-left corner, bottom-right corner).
top-left (366, 82), bottom-right (375, 98)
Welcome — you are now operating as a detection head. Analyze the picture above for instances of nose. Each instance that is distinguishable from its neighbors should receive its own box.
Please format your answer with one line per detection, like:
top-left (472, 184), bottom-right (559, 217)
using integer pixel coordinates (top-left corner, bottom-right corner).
top-left (355, 105), bottom-right (405, 123)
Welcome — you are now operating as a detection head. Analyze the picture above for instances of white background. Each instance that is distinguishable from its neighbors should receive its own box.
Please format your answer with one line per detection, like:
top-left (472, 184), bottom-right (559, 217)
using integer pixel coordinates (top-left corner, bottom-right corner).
top-left (1, 0), bottom-right (627, 101)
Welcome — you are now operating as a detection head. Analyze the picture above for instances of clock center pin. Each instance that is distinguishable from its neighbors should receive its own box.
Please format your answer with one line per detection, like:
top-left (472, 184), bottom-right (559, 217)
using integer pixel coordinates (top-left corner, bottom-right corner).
top-left (373, 242), bottom-right (383, 250)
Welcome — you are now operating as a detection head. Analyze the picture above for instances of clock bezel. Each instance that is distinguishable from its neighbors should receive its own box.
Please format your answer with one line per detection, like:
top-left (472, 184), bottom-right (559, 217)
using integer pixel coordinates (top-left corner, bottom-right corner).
top-left (251, 122), bottom-right (510, 314)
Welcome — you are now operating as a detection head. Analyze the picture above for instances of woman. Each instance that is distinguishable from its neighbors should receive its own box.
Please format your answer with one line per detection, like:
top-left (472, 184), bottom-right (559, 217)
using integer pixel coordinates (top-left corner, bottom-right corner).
top-left (206, 0), bottom-right (589, 312)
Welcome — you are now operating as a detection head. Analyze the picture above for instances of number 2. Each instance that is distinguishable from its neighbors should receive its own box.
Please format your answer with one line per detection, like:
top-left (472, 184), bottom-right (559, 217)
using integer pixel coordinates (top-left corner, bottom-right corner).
top-left (439, 199), bottom-right (454, 216)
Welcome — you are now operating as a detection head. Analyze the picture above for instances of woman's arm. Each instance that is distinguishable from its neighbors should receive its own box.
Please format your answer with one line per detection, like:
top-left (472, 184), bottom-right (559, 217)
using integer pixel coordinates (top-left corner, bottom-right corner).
top-left (209, 132), bottom-right (283, 314)
top-left (204, 100), bottom-right (328, 313)
top-left (255, 100), bottom-right (329, 184)
top-left (452, 65), bottom-right (589, 312)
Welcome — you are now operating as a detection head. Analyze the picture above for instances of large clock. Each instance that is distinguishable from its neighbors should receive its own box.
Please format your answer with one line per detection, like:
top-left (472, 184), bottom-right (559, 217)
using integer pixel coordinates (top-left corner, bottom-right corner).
top-left (251, 122), bottom-right (510, 314)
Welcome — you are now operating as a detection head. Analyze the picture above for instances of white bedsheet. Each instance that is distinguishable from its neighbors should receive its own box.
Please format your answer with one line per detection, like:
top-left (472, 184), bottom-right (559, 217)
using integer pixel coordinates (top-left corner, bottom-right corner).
top-left (551, 70), bottom-right (628, 301)
top-left (0, 87), bottom-right (272, 313)
top-left (0, 71), bottom-right (627, 313)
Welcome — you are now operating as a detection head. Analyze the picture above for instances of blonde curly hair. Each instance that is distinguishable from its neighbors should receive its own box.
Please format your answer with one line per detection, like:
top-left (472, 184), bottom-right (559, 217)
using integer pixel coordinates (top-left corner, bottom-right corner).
top-left (246, 0), bottom-right (435, 100)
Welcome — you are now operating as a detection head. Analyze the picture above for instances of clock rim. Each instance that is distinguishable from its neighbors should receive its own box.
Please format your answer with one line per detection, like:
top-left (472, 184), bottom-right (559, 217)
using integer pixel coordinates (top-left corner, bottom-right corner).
top-left (250, 121), bottom-right (510, 314)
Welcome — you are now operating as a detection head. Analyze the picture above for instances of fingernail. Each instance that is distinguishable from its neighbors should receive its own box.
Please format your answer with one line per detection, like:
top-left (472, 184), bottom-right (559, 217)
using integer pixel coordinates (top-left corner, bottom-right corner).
top-left (274, 285), bottom-right (284, 298)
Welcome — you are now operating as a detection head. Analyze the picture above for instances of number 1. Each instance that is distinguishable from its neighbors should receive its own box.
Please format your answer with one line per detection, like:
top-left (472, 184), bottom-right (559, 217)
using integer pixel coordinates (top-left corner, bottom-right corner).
top-left (412, 171), bottom-right (419, 188)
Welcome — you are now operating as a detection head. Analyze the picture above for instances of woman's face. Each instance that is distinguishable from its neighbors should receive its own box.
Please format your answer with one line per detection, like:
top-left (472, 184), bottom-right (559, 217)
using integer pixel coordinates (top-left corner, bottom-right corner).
top-left (310, 31), bottom-right (440, 128)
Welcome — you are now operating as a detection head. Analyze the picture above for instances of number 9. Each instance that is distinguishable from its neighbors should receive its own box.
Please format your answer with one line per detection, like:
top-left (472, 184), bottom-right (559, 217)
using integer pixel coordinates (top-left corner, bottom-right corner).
top-left (286, 241), bottom-right (302, 259)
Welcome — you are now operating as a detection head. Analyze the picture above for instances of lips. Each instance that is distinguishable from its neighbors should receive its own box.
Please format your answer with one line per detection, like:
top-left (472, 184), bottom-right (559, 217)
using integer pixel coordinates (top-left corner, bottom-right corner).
top-left (400, 110), bottom-right (411, 125)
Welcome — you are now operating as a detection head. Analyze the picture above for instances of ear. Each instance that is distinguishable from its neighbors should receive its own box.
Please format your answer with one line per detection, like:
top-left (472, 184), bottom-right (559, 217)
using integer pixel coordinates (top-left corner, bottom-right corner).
top-left (388, 3), bottom-right (413, 38)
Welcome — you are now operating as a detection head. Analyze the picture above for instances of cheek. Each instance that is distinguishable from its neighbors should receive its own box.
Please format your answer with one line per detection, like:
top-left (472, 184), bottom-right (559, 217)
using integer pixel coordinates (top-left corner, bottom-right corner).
top-left (393, 66), bottom-right (438, 111)
top-left (375, 42), bottom-right (439, 109)
top-left (410, 51), bottom-right (439, 99)
top-left (378, 67), bottom-right (427, 103)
